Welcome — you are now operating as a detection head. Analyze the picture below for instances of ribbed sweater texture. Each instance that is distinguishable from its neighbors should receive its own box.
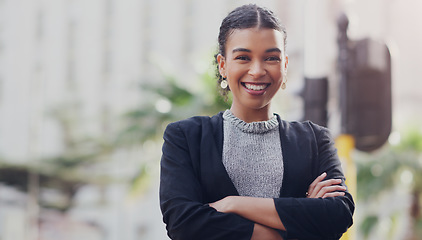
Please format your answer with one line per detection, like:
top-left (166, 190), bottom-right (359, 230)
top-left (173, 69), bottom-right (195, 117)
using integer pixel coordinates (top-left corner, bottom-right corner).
top-left (222, 110), bottom-right (284, 198)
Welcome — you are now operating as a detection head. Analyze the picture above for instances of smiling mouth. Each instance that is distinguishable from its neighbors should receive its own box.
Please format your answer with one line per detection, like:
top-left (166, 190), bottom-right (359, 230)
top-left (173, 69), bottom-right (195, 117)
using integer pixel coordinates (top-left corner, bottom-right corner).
top-left (242, 83), bottom-right (270, 91)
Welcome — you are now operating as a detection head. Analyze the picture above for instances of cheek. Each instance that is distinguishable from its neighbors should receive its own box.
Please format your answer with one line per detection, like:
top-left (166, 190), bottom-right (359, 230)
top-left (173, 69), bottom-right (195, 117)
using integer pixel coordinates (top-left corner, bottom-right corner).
top-left (273, 80), bottom-right (282, 90)
top-left (226, 65), bottom-right (246, 78)
top-left (269, 68), bottom-right (284, 81)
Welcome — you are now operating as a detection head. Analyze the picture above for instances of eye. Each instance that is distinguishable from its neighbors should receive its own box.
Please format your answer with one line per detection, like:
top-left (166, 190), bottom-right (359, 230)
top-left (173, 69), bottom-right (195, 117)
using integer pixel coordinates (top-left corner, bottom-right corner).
top-left (235, 55), bottom-right (250, 61)
top-left (265, 56), bottom-right (281, 62)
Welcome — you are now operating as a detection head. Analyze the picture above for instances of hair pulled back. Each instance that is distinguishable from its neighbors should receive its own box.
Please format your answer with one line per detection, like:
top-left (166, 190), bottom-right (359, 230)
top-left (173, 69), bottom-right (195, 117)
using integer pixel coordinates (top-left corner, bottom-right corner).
top-left (215, 4), bottom-right (287, 98)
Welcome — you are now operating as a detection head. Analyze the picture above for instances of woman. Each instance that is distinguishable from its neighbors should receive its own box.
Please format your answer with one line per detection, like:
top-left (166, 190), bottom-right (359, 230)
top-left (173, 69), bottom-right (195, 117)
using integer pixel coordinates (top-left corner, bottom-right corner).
top-left (160, 4), bottom-right (354, 240)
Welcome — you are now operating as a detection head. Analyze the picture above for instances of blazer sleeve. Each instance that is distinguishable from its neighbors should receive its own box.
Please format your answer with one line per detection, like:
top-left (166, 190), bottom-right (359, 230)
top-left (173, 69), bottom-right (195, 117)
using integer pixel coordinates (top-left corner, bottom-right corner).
top-left (160, 121), bottom-right (254, 240)
top-left (274, 125), bottom-right (355, 240)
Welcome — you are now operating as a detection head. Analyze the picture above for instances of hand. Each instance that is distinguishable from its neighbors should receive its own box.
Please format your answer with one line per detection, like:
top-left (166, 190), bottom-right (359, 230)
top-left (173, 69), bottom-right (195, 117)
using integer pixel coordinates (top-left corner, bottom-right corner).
top-left (306, 172), bottom-right (346, 198)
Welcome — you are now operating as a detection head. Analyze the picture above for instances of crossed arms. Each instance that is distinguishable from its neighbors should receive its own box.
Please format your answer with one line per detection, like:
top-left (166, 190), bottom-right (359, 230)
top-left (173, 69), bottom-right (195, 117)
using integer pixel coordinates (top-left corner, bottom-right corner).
top-left (209, 173), bottom-right (347, 239)
top-left (160, 120), bottom-right (354, 240)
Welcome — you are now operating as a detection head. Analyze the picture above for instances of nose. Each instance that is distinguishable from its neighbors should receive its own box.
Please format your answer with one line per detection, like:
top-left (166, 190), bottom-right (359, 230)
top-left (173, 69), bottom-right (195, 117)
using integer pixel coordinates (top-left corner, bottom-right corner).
top-left (248, 60), bottom-right (266, 79)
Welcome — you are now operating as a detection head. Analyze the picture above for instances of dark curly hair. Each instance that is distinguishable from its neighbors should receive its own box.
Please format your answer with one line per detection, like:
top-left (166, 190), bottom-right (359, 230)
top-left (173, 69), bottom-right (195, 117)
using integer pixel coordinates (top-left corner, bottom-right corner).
top-left (214, 4), bottom-right (287, 99)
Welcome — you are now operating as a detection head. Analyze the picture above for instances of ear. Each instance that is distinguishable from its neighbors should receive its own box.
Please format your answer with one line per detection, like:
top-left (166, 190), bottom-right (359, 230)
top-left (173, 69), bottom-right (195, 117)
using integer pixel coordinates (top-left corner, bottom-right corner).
top-left (282, 55), bottom-right (289, 85)
top-left (217, 54), bottom-right (226, 78)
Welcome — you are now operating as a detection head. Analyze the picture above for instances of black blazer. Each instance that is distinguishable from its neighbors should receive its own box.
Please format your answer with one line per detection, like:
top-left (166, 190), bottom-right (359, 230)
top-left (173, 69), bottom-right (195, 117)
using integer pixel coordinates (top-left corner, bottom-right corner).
top-left (160, 112), bottom-right (354, 240)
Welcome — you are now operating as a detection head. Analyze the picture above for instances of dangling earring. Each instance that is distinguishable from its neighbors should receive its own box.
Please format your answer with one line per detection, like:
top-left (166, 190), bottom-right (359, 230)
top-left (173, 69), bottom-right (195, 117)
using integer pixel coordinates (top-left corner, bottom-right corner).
top-left (220, 78), bottom-right (228, 89)
top-left (281, 76), bottom-right (287, 90)
top-left (281, 82), bottom-right (286, 90)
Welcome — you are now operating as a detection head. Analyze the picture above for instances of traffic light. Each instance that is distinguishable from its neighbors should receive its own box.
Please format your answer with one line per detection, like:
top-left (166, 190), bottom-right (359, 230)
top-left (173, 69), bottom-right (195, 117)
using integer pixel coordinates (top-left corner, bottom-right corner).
top-left (339, 38), bottom-right (392, 152)
top-left (302, 77), bottom-right (328, 127)
top-left (301, 13), bottom-right (392, 152)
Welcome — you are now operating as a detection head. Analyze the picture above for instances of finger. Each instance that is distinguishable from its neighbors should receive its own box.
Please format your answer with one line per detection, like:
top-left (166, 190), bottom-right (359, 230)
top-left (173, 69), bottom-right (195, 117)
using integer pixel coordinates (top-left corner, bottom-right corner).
top-left (310, 179), bottom-right (343, 198)
top-left (315, 185), bottom-right (346, 198)
top-left (313, 179), bottom-right (343, 197)
top-left (322, 191), bottom-right (346, 199)
top-left (308, 172), bottom-right (327, 196)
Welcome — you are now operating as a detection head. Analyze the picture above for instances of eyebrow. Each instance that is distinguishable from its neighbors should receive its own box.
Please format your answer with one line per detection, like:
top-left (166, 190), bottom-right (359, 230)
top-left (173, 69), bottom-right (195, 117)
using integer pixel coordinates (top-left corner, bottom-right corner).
top-left (232, 48), bottom-right (251, 53)
top-left (232, 47), bottom-right (282, 53)
top-left (266, 48), bottom-right (282, 53)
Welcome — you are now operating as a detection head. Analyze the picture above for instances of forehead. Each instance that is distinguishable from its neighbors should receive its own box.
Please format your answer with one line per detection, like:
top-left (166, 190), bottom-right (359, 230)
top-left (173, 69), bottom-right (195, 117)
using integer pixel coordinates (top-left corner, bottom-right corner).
top-left (225, 28), bottom-right (284, 53)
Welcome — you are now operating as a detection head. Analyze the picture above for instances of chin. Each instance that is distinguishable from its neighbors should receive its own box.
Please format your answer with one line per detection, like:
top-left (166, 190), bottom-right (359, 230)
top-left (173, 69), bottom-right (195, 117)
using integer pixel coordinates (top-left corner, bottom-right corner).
top-left (246, 102), bottom-right (271, 111)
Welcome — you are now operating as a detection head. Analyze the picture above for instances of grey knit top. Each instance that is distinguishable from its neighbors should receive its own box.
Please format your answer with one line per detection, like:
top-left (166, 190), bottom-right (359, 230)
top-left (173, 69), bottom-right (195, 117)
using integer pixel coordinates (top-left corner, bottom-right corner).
top-left (222, 110), bottom-right (284, 198)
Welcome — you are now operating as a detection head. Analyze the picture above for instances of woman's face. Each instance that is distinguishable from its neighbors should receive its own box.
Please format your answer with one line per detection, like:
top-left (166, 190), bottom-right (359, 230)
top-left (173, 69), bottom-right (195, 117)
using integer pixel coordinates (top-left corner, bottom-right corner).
top-left (217, 28), bottom-right (288, 116)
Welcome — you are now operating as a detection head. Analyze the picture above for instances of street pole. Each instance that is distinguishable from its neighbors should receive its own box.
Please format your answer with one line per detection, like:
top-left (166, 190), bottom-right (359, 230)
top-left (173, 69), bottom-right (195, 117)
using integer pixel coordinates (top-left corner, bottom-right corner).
top-left (336, 135), bottom-right (356, 240)
top-left (337, 12), bottom-right (356, 240)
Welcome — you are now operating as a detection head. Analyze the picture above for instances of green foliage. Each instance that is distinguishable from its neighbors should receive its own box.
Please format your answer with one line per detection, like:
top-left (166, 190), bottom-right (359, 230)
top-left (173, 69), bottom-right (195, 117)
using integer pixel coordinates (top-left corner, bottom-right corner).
top-left (356, 149), bottom-right (400, 201)
top-left (416, 218), bottom-right (422, 238)
top-left (199, 69), bottom-right (232, 113)
top-left (116, 69), bottom-right (231, 147)
top-left (356, 127), bottom-right (422, 238)
top-left (395, 127), bottom-right (422, 152)
top-left (360, 215), bottom-right (378, 238)
top-left (129, 164), bottom-right (151, 197)
top-left (142, 75), bottom-right (194, 107)
top-left (117, 106), bottom-right (171, 145)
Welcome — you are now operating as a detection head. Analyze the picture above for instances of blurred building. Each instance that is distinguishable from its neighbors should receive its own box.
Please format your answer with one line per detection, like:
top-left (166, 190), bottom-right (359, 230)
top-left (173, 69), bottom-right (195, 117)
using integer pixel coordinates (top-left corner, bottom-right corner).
top-left (0, 0), bottom-right (421, 240)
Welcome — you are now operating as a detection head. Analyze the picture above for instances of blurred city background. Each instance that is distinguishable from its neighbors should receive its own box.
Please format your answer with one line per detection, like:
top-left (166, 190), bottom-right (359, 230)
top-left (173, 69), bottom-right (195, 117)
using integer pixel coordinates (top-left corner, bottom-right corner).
top-left (0, 0), bottom-right (421, 239)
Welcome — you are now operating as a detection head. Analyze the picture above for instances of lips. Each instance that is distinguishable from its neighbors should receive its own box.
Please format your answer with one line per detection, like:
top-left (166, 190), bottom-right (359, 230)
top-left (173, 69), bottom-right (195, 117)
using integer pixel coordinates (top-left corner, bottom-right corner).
top-left (240, 82), bottom-right (271, 96)
top-left (241, 82), bottom-right (270, 91)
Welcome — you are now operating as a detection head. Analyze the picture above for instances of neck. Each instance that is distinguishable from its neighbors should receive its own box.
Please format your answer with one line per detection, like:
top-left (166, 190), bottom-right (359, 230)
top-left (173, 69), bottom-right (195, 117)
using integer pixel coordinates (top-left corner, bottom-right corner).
top-left (230, 104), bottom-right (272, 123)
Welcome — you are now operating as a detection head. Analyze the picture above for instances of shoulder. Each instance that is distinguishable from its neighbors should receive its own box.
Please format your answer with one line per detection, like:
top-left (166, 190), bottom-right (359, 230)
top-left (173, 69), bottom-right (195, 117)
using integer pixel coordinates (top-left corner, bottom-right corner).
top-left (275, 115), bottom-right (332, 142)
top-left (277, 115), bottom-right (327, 134)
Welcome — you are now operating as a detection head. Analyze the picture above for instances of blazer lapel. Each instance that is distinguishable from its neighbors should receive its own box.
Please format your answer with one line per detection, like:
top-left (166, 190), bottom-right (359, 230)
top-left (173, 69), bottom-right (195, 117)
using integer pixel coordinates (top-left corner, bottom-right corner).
top-left (277, 116), bottom-right (315, 198)
top-left (199, 112), bottom-right (239, 202)
top-left (277, 115), bottom-right (291, 197)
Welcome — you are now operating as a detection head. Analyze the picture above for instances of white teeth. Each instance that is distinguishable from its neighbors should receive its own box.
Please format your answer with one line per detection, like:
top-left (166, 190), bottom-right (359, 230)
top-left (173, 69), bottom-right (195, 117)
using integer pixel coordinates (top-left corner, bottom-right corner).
top-left (244, 83), bottom-right (268, 91)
